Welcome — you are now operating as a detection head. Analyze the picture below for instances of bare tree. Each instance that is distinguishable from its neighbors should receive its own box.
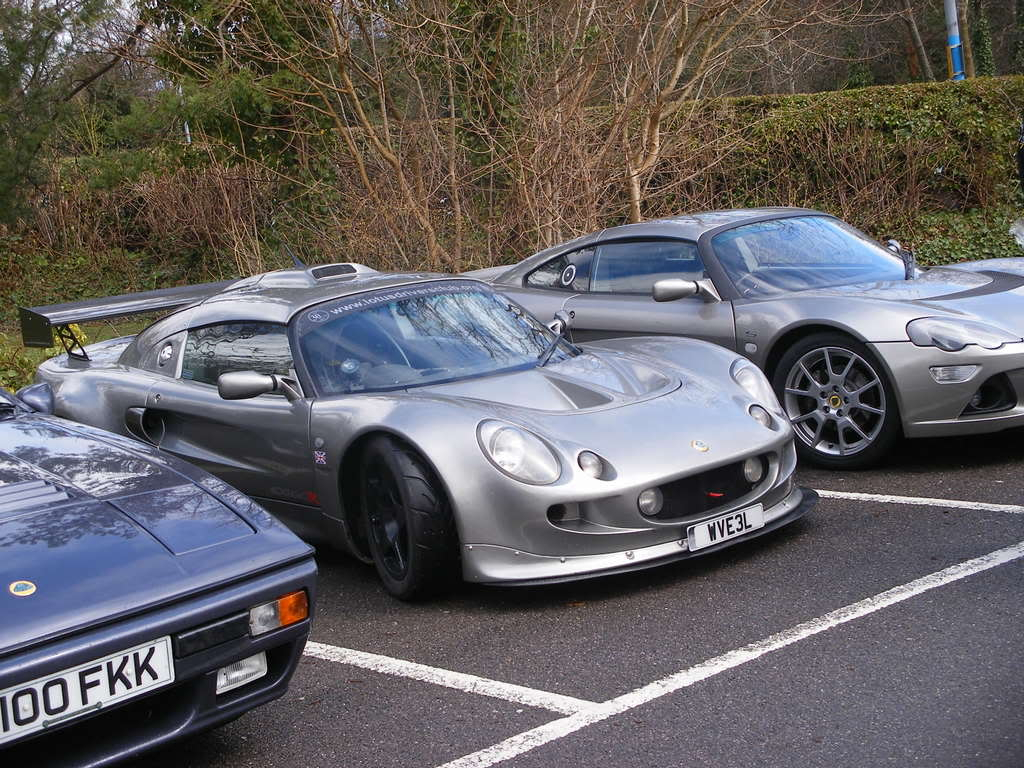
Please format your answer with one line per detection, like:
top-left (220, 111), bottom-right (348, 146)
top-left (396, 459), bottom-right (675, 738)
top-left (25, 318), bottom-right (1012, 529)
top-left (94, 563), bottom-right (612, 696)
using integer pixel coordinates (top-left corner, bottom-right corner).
top-left (901, 0), bottom-right (936, 81)
top-left (140, 0), bottom-right (912, 267)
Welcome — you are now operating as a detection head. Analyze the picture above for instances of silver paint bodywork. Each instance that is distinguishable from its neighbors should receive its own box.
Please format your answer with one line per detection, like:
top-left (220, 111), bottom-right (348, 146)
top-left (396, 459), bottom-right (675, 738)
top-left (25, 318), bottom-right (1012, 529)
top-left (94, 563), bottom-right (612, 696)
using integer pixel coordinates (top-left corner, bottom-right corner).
top-left (471, 208), bottom-right (1024, 439)
top-left (33, 271), bottom-right (809, 585)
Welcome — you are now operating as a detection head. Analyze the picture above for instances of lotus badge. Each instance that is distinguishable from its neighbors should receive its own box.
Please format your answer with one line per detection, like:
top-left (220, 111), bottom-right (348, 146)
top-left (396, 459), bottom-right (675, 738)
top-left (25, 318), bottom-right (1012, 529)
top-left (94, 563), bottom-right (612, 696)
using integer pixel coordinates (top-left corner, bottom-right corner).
top-left (9, 580), bottom-right (36, 597)
top-left (691, 439), bottom-right (710, 453)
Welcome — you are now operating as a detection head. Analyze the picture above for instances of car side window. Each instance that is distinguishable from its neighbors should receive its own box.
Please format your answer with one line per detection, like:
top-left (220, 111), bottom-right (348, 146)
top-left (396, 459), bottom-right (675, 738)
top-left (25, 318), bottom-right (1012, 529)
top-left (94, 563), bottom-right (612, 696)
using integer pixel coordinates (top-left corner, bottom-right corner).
top-left (524, 248), bottom-right (593, 291)
top-left (590, 240), bottom-right (704, 294)
top-left (181, 322), bottom-right (293, 387)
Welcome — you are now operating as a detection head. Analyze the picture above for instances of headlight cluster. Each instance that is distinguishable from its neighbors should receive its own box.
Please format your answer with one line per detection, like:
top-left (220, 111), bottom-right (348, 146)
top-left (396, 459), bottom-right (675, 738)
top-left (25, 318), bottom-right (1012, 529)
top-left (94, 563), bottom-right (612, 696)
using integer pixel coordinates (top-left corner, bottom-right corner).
top-left (906, 317), bottom-right (1021, 352)
top-left (478, 420), bottom-right (560, 484)
top-left (730, 359), bottom-right (784, 420)
top-left (249, 590), bottom-right (309, 636)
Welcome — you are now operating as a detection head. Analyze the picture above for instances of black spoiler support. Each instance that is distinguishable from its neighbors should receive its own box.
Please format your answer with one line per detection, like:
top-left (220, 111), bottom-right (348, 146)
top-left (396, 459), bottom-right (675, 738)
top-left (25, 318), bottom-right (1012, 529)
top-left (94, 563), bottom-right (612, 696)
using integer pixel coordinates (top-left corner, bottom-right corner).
top-left (19, 280), bottom-right (237, 358)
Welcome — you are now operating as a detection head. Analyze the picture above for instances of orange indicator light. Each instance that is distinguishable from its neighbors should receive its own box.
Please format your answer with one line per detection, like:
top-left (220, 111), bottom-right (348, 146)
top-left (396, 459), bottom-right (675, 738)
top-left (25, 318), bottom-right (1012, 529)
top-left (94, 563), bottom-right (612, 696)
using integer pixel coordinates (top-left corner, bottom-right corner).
top-left (277, 590), bottom-right (309, 627)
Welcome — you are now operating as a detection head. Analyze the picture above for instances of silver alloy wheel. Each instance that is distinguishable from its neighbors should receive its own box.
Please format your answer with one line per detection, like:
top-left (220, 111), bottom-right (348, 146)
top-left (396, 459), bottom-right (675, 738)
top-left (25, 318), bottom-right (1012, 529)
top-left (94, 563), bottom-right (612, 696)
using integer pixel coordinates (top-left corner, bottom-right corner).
top-left (782, 346), bottom-right (886, 456)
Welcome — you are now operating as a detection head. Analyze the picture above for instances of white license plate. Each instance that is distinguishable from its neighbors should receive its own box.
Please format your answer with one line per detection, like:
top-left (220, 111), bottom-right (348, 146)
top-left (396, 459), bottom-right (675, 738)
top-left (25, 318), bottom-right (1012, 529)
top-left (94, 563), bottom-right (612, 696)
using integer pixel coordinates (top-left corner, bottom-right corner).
top-left (0, 636), bottom-right (174, 746)
top-left (688, 504), bottom-right (765, 551)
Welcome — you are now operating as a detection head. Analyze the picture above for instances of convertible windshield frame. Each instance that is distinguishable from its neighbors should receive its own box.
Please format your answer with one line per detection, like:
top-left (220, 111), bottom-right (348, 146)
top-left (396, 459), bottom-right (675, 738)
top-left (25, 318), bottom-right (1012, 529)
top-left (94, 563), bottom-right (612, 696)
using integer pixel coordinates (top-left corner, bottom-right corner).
top-left (699, 213), bottom-right (907, 300)
top-left (290, 279), bottom-right (574, 398)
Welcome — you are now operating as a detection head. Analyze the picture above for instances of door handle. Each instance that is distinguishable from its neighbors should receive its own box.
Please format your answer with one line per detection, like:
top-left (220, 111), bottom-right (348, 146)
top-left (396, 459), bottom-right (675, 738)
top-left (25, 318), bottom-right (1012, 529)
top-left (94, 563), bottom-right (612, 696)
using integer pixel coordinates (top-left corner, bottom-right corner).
top-left (125, 407), bottom-right (165, 446)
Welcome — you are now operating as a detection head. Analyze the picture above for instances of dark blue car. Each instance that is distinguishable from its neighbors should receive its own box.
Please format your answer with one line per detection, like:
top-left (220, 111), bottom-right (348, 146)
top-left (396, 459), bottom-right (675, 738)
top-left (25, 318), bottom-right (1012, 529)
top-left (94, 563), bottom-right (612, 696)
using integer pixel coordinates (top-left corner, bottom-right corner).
top-left (0, 386), bottom-right (316, 765)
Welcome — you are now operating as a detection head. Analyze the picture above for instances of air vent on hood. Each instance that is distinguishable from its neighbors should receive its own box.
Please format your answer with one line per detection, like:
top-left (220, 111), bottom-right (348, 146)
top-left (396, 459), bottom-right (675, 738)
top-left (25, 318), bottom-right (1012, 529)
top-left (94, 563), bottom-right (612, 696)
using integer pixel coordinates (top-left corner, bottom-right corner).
top-left (0, 479), bottom-right (70, 519)
top-left (311, 263), bottom-right (359, 279)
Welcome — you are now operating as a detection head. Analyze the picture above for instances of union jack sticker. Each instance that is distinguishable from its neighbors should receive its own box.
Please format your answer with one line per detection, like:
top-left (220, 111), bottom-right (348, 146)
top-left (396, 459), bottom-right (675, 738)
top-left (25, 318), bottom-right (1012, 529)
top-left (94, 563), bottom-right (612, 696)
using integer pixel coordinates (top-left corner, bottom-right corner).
top-left (313, 450), bottom-right (328, 465)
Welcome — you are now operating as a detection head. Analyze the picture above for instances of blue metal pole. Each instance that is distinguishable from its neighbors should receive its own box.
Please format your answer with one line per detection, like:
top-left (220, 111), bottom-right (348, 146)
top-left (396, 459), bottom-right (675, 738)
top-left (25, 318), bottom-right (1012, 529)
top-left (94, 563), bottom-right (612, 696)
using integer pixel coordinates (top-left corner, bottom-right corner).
top-left (944, 0), bottom-right (966, 80)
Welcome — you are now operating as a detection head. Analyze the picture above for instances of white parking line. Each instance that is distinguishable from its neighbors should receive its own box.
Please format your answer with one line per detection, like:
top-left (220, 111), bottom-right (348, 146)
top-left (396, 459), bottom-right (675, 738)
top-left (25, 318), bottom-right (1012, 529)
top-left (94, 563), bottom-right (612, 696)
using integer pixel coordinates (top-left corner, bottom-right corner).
top-left (436, 539), bottom-right (1024, 768)
top-left (815, 489), bottom-right (1024, 514)
top-left (303, 642), bottom-right (597, 715)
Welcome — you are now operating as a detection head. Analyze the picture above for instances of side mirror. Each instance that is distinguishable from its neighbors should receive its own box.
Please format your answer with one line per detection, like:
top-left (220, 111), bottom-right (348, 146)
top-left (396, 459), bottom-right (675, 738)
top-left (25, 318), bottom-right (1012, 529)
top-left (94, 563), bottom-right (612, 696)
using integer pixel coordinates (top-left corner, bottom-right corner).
top-left (546, 309), bottom-right (574, 336)
top-left (15, 382), bottom-right (55, 415)
top-left (218, 371), bottom-right (300, 401)
top-left (653, 279), bottom-right (698, 302)
top-left (884, 238), bottom-right (916, 279)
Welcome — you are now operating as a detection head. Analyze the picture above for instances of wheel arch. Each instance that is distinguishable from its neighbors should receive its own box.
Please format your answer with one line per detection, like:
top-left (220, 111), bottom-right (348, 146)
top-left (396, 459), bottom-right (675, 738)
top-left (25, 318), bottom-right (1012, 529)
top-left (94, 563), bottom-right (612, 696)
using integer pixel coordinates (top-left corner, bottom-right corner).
top-left (337, 427), bottom-right (459, 560)
top-left (763, 322), bottom-right (869, 380)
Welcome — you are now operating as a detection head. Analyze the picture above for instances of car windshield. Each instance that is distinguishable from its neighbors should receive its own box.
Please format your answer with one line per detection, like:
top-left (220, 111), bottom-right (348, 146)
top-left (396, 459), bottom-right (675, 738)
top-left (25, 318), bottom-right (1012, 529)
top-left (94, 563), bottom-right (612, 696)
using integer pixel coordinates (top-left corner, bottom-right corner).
top-left (293, 281), bottom-right (575, 395)
top-left (711, 215), bottom-right (906, 297)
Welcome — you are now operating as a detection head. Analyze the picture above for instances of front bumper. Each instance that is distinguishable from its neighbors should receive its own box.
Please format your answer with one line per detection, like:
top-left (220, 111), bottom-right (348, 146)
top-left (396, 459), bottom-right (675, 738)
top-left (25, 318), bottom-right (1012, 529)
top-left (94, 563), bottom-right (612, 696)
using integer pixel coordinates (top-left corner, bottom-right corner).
top-left (871, 340), bottom-right (1024, 438)
top-left (0, 558), bottom-right (316, 767)
top-left (463, 484), bottom-right (813, 585)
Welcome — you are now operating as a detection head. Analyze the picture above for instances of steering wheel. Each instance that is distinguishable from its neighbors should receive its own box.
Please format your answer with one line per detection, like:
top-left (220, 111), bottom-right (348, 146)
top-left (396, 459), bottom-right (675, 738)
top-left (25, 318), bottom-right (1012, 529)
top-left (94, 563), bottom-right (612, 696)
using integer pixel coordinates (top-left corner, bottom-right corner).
top-left (339, 320), bottom-right (412, 367)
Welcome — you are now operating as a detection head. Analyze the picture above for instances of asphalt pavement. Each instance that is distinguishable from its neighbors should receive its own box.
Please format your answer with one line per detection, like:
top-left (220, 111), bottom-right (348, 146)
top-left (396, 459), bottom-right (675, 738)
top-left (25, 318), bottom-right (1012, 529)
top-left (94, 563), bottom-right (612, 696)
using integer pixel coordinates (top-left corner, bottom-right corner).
top-left (137, 428), bottom-right (1024, 768)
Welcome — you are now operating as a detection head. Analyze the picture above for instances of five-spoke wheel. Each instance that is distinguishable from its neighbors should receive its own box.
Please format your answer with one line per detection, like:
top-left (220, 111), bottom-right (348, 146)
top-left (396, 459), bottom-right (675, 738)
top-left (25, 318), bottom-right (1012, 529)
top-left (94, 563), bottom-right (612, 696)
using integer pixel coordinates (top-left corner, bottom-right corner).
top-left (773, 333), bottom-right (899, 469)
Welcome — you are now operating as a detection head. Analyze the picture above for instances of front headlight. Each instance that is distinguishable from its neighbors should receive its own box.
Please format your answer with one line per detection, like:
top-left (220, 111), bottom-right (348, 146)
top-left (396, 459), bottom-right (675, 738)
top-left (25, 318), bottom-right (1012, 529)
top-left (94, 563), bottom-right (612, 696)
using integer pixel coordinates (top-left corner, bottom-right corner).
top-left (478, 420), bottom-right (560, 484)
top-left (906, 317), bottom-right (1021, 352)
top-left (730, 359), bottom-right (784, 416)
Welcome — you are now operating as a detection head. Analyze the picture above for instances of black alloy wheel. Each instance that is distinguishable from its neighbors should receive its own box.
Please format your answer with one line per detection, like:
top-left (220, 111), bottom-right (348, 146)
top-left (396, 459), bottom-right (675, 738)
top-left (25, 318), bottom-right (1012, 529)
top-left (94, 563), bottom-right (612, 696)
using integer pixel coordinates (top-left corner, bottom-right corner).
top-left (359, 435), bottom-right (458, 599)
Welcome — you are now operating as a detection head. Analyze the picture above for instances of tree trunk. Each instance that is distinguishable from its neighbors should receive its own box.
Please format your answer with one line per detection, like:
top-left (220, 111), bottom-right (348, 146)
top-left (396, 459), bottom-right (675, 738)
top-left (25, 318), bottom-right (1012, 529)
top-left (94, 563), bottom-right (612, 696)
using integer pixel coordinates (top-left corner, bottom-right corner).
top-left (959, 1), bottom-right (976, 77)
top-left (902, 0), bottom-right (936, 81)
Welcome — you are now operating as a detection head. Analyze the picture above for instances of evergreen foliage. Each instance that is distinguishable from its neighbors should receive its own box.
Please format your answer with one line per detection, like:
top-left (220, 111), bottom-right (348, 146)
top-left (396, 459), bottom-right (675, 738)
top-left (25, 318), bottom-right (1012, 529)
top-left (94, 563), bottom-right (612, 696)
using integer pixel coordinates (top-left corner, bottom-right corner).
top-left (972, 1), bottom-right (996, 76)
top-left (0, 0), bottom-right (113, 221)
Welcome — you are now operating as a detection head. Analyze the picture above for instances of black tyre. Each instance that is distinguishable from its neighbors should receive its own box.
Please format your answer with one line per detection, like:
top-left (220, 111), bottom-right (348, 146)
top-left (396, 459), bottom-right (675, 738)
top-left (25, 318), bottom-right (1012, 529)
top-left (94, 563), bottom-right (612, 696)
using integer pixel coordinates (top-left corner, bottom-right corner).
top-left (359, 435), bottom-right (459, 600)
top-left (772, 333), bottom-right (900, 469)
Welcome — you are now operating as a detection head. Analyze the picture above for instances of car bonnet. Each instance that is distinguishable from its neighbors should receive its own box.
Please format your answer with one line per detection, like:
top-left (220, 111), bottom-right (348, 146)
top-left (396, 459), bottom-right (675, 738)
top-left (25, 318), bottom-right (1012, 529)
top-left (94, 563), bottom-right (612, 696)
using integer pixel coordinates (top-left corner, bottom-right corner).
top-left (0, 416), bottom-right (307, 657)
top-left (809, 267), bottom-right (1024, 335)
top-left (398, 344), bottom-right (786, 479)
top-left (418, 349), bottom-right (679, 412)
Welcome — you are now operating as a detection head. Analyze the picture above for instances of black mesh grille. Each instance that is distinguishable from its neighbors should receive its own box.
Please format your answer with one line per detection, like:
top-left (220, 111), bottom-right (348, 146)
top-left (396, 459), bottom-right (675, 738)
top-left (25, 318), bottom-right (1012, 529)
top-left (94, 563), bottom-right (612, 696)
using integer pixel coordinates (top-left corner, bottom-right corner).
top-left (650, 456), bottom-right (767, 521)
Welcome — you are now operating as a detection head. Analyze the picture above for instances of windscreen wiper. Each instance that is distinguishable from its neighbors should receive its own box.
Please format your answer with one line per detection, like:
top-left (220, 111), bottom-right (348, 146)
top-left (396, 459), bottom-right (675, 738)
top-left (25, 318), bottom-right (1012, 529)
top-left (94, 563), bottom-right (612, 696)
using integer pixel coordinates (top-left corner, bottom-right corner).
top-left (537, 334), bottom-right (568, 368)
top-left (537, 311), bottom-right (577, 367)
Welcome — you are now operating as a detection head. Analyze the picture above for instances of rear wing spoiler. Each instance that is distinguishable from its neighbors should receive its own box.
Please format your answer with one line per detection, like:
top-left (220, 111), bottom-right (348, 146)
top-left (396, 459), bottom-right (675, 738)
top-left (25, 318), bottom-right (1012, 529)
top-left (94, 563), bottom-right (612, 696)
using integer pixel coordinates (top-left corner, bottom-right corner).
top-left (19, 279), bottom-right (237, 358)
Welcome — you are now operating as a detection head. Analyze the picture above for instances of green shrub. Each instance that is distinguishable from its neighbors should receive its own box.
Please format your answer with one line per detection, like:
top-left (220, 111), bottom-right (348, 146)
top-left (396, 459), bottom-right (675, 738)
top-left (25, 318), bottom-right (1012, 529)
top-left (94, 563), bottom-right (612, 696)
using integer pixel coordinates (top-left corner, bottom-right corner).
top-left (910, 206), bottom-right (1023, 264)
top-left (0, 333), bottom-right (54, 392)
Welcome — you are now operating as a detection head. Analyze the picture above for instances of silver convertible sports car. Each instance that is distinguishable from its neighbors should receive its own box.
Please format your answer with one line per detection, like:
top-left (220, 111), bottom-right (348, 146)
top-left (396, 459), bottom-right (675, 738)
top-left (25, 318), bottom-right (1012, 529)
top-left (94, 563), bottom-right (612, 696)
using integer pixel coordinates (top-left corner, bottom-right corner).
top-left (468, 208), bottom-right (1024, 468)
top-left (22, 267), bottom-right (813, 599)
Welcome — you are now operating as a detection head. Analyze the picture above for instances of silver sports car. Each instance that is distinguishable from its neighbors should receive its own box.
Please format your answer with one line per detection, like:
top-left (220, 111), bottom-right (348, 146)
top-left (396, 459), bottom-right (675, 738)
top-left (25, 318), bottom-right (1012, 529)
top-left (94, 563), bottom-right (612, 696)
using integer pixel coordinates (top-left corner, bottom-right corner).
top-left (468, 208), bottom-right (1024, 468)
top-left (22, 268), bottom-right (812, 598)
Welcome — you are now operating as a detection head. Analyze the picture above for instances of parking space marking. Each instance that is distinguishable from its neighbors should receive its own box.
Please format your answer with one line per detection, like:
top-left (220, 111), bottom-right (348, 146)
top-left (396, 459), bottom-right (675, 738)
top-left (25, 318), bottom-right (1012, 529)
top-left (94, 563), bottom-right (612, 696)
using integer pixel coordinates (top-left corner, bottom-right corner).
top-left (816, 489), bottom-right (1024, 514)
top-left (303, 642), bottom-right (597, 715)
top-left (436, 539), bottom-right (1024, 768)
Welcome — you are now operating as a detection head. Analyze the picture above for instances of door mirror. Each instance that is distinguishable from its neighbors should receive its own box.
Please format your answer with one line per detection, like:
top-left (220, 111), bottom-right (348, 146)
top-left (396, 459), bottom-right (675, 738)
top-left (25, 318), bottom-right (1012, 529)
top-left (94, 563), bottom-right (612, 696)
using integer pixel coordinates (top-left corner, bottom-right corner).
top-left (219, 371), bottom-right (301, 401)
top-left (218, 371), bottom-right (276, 400)
top-left (217, 371), bottom-right (301, 401)
top-left (652, 279), bottom-right (699, 302)
top-left (15, 382), bottom-right (54, 414)
top-left (884, 238), bottom-right (916, 279)
top-left (546, 309), bottom-right (574, 336)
